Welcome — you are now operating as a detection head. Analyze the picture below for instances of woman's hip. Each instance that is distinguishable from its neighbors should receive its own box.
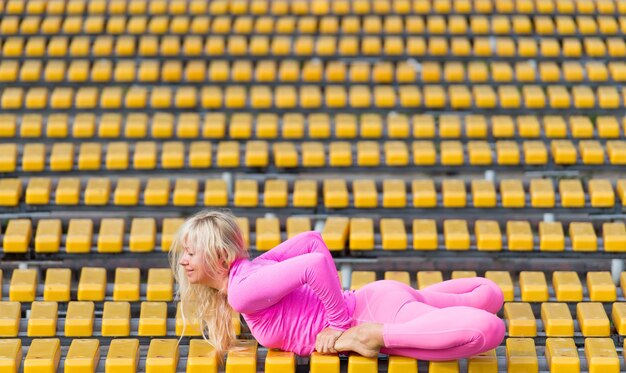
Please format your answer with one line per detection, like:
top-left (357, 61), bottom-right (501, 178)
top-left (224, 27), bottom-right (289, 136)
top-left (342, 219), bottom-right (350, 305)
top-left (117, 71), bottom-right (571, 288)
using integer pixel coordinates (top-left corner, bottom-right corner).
top-left (352, 280), bottom-right (424, 324)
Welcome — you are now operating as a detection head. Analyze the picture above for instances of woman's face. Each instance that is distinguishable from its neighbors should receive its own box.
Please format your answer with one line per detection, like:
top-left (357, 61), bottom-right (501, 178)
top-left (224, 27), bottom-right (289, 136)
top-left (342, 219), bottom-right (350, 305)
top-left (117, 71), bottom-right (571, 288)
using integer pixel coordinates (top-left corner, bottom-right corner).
top-left (179, 244), bottom-right (210, 285)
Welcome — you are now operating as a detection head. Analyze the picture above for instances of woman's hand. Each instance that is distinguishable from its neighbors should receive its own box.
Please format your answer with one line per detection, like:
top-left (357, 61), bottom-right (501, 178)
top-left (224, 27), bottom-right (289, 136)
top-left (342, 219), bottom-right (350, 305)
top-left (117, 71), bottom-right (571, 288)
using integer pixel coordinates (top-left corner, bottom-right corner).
top-left (315, 327), bottom-right (344, 354)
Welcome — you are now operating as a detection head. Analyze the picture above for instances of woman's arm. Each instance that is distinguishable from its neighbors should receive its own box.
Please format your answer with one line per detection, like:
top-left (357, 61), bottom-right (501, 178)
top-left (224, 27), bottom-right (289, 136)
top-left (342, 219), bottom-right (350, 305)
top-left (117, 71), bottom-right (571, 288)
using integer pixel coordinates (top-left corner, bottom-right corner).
top-left (256, 231), bottom-right (333, 263)
top-left (228, 250), bottom-right (352, 331)
top-left (256, 231), bottom-right (341, 288)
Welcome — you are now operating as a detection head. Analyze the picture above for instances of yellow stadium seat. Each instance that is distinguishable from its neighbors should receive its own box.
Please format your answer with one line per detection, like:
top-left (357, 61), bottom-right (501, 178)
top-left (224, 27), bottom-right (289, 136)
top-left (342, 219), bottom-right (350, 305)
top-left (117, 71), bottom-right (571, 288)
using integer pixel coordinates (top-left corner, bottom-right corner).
top-left (585, 338), bottom-right (619, 372)
top-left (101, 301), bottom-right (131, 336)
top-left (577, 303), bottom-right (610, 336)
top-left (65, 219), bottom-right (93, 254)
top-left (97, 218), bottom-right (124, 253)
top-left (138, 302), bottom-right (167, 336)
top-left (27, 301), bottom-right (58, 337)
top-left (504, 302), bottom-right (537, 337)
top-left (77, 268), bottom-right (106, 302)
top-left (507, 221), bottom-right (533, 251)
top-left (35, 219), bottom-right (62, 253)
top-left (519, 271), bottom-right (549, 302)
top-left (65, 302), bottom-right (95, 337)
top-left (24, 338), bottom-right (61, 373)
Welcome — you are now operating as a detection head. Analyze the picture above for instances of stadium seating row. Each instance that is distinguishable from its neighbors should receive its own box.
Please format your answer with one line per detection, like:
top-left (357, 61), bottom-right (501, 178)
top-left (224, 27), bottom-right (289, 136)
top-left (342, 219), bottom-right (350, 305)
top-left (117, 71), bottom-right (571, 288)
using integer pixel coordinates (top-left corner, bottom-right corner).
top-left (1, 268), bottom-right (626, 303)
top-left (2, 113), bottom-right (625, 140)
top-left (2, 176), bottom-right (626, 207)
top-left (2, 215), bottom-right (625, 253)
top-left (0, 297), bottom-right (625, 338)
top-left (0, 300), bottom-right (230, 337)
top-left (4, 337), bottom-right (623, 373)
top-left (4, 14), bottom-right (626, 36)
top-left (3, 84), bottom-right (626, 110)
top-left (2, 35), bottom-right (624, 58)
top-left (2, 140), bottom-right (626, 171)
top-left (1, 0), bottom-right (625, 16)
top-left (4, 59), bottom-right (626, 84)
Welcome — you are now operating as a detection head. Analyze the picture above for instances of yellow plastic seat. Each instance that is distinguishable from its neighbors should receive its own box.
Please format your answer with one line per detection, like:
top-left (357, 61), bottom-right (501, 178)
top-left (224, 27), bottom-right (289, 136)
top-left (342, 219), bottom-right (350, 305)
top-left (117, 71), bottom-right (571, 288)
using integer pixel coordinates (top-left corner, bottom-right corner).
top-left (412, 219), bottom-right (437, 250)
top-left (183, 339), bottom-right (218, 373)
top-left (329, 141), bottom-right (351, 167)
top-left (50, 143), bottom-right (74, 171)
top-left (520, 271), bottom-right (549, 302)
top-left (570, 222), bottom-right (597, 252)
top-left (101, 301), bottom-right (131, 337)
top-left (475, 220), bottom-right (502, 251)
top-left (588, 179), bottom-right (615, 207)
top-left (537, 222), bottom-right (564, 252)
top-left (113, 268), bottom-right (141, 301)
top-left (33, 219), bottom-right (61, 254)
top-left (473, 85), bottom-right (496, 108)
top-left (466, 141), bottom-right (492, 165)
top-left (507, 221), bottom-right (533, 251)
top-left (545, 338), bottom-right (579, 371)
top-left (27, 301), bottom-right (58, 337)
top-left (9, 269), bottom-right (37, 302)
top-left (284, 218), bottom-right (311, 240)
top-left (145, 268), bottom-right (173, 301)
top-left (232, 179), bottom-right (257, 207)
top-left (602, 222), bottom-right (626, 252)
top-left (77, 267), bottom-right (106, 301)
top-left (577, 302), bottom-right (610, 336)
top-left (64, 219), bottom-right (93, 254)
top-left (285, 179), bottom-right (315, 209)
top-left (443, 220), bottom-right (470, 250)
top-left (584, 338), bottom-right (619, 372)
top-left (496, 141), bottom-right (520, 165)
top-left (4, 219), bottom-right (32, 253)
top-left (254, 217), bottom-right (280, 250)
top-left (587, 272), bottom-right (616, 302)
top-left (201, 179), bottom-right (228, 207)
top-left (138, 302), bottom-right (167, 336)
top-left (260, 179), bottom-right (288, 208)
top-left (0, 337), bottom-right (21, 372)
top-left (23, 338), bottom-right (61, 373)
top-left (356, 141), bottom-right (380, 167)
top-left (552, 271), bottom-right (583, 301)
top-left (607, 141), bottom-right (626, 165)
top-left (65, 302), bottom-right (95, 337)
top-left (224, 339), bottom-right (257, 373)
top-left (64, 339), bottom-right (100, 373)
top-left (383, 179), bottom-right (406, 208)
top-left (43, 268), bottom-right (70, 300)
top-left (84, 178), bottom-right (111, 207)
top-left (323, 179), bottom-right (348, 208)
top-left (559, 179), bottom-right (585, 208)
top-left (499, 179), bottom-right (524, 208)
top-left (504, 303), bottom-right (537, 337)
top-left (352, 179), bottom-right (378, 208)
top-left (315, 217), bottom-right (348, 252)
top-left (97, 218), bottom-right (124, 253)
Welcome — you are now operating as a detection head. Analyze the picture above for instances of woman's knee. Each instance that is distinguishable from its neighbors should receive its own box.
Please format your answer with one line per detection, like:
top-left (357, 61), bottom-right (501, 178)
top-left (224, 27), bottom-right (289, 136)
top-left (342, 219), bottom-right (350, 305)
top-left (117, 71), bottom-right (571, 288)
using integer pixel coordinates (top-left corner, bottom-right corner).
top-left (472, 312), bottom-right (506, 351)
top-left (477, 278), bottom-right (505, 314)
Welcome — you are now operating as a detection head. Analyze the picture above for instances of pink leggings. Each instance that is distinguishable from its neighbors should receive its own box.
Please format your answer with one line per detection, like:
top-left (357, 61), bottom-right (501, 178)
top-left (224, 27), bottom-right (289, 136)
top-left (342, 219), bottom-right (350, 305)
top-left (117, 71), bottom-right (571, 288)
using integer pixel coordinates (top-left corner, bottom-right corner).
top-left (351, 277), bottom-right (506, 361)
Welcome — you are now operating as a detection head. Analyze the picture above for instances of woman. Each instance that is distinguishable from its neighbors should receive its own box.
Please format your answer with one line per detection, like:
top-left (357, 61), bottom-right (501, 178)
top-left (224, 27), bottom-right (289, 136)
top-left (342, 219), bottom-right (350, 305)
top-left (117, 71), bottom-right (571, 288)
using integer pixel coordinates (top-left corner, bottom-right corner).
top-left (169, 209), bottom-right (506, 368)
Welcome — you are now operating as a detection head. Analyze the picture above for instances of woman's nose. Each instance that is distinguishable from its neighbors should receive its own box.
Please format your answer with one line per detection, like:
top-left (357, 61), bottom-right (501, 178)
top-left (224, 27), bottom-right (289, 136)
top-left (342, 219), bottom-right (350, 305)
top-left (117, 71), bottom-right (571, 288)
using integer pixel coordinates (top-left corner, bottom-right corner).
top-left (179, 256), bottom-right (188, 266)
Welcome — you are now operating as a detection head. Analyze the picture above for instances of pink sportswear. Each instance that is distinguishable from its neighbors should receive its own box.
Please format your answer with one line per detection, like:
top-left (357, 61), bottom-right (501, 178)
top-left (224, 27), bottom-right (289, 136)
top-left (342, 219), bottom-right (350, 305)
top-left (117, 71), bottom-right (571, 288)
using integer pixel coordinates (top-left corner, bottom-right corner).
top-left (227, 231), bottom-right (506, 360)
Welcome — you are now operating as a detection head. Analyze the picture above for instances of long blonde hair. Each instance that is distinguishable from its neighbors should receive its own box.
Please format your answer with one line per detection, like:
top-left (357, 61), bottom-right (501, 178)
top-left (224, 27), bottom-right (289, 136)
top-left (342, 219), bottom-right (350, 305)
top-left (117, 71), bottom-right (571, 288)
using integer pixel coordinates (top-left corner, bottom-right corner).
top-left (168, 209), bottom-right (249, 367)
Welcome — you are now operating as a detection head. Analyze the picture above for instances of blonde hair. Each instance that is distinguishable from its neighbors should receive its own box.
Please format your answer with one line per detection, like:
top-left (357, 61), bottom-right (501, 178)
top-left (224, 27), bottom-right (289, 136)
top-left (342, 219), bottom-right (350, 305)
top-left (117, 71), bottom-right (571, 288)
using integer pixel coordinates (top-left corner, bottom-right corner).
top-left (168, 209), bottom-right (249, 367)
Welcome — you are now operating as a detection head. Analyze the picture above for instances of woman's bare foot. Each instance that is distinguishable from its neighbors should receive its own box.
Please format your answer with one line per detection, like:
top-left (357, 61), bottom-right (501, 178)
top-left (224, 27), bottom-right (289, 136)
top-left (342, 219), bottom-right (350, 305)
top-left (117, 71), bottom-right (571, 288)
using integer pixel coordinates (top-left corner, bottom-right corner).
top-left (333, 323), bottom-right (384, 358)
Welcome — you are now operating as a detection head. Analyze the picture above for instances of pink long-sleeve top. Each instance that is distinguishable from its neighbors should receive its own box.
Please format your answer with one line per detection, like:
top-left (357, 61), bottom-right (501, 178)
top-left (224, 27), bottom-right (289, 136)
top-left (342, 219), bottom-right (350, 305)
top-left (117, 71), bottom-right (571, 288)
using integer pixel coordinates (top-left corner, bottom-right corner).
top-left (227, 231), bottom-right (356, 356)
